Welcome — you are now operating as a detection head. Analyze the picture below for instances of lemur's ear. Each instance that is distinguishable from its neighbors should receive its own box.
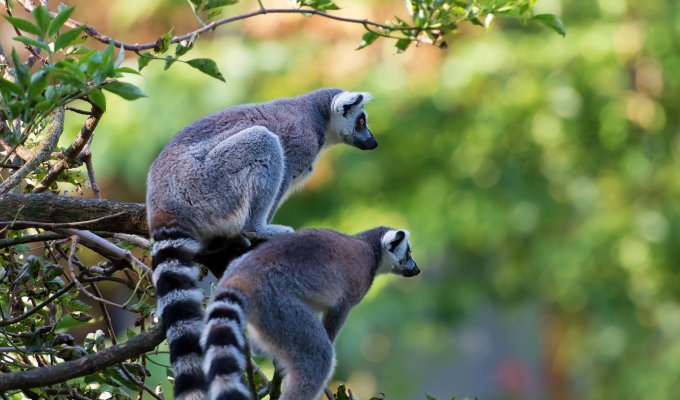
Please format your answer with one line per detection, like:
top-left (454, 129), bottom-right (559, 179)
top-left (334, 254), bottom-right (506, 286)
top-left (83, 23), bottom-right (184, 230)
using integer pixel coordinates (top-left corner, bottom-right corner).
top-left (382, 229), bottom-right (408, 252)
top-left (332, 91), bottom-right (373, 116)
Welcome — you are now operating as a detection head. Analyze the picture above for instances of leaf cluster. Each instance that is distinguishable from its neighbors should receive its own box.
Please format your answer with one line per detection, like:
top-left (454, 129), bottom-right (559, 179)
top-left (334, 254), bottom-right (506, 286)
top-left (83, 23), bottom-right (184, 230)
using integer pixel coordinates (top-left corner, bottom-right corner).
top-left (357, 0), bottom-right (565, 52)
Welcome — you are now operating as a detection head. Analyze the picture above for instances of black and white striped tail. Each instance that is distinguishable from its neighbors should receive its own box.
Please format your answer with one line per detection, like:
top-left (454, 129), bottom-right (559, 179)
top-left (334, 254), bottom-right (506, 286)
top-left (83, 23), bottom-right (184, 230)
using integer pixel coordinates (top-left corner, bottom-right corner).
top-left (200, 288), bottom-right (250, 400)
top-left (151, 227), bottom-right (206, 400)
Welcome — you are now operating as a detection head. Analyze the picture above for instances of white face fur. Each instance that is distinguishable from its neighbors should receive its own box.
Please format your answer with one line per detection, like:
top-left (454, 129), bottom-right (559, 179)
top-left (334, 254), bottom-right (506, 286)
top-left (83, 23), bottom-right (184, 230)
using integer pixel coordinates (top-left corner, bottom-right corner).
top-left (379, 229), bottom-right (420, 277)
top-left (326, 91), bottom-right (377, 150)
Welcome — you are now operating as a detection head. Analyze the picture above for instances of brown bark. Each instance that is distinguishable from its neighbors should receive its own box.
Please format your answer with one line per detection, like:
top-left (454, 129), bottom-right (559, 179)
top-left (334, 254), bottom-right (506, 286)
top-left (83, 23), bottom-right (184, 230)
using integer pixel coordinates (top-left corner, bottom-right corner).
top-left (0, 193), bottom-right (148, 236)
top-left (0, 325), bottom-right (165, 392)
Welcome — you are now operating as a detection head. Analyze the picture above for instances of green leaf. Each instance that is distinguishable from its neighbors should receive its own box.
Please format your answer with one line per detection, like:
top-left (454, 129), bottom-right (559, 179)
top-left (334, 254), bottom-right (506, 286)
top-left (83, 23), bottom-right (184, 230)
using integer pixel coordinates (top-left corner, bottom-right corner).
top-left (137, 52), bottom-right (153, 70)
top-left (203, 0), bottom-right (239, 10)
top-left (357, 31), bottom-right (380, 50)
top-left (175, 42), bottom-right (193, 57)
top-left (103, 81), bottom-right (146, 100)
top-left (425, 396), bottom-right (437, 400)
top-left (395, 38), bottom-right (411, 53)
top-left (0, 78), bottom-right (21, 96)
top-left (185, 58), bottom-right (225, 82)
top-left (3, 16), bottom-right (42, 36)
top-left (115, 45), bottom-right (126, 67)
top-left (31, 5), bottom-right (51, 35)
top-left (115, 66), bottom-right (141, 75)
top-left (54, 25), bottom-right (86, 51)
top-left (48, 6), bottom-right (75, 37)
top-left (87, 88), bottom-right (106, 111)
top-left (531, 14), bottom-right (566, 37)
top-left (12, 36), bottom-right (51, 53)
top-left (164, 56), bottom-right (177, 71)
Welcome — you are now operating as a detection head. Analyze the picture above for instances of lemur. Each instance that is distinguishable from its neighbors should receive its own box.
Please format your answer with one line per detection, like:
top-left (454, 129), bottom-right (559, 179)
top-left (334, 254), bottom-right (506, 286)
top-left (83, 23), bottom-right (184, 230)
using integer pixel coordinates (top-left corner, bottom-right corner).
top-left (146, 89), bottom-right (376, 400)
top-left (201, 227), bottom-right (419, 400)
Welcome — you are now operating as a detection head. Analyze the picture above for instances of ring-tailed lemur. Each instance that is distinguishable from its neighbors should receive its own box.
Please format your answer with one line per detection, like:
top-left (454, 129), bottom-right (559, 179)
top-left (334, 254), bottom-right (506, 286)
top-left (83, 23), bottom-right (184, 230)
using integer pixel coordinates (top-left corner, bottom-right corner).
top-left (201, 227), bottom-right (419, 400)
top-left (146, 89), bottom-right (376, 400)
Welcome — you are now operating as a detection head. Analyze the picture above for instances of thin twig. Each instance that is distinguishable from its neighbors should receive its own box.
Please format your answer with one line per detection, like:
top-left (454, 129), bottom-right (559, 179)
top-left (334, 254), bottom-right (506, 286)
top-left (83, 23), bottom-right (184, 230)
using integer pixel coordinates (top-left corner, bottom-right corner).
top-left (113, 233), bottom-right (150, 249)
top-left (0, 212), bottom-right (128, 230)
top-left (11, 1), bottom-right (453, 52)
top-left (81, 145), bottom-right (101, 198)
top-left (66, 236), bottom-right (126, 309)
top-left (244, 341), bottom-right (258, 400)
top-left (0, 282), bottom-right (76, 327)
top-left (64, 107), bottom-right (91, 115)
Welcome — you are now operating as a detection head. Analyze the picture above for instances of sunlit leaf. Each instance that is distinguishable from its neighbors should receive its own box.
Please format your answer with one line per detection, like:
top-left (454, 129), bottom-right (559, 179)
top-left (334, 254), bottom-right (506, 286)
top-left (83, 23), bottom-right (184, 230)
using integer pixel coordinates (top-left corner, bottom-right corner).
top-left (357, 31), bottom-right (380, 50)
top-left (87, 88), bottom-right (106, 111)
top-left (137, 52), bottom-right (153, 70)
top-left (12, 36), bottom-right (51, 54)
top-left (531, 13), bottom-right (566, 37)
top-left (3, 15), bottom-right (42, 36)
top-left (103, 81), bottom-right (146, 100)
top-left (31, 5), bottom-right (51, 35)
top-left (48, 5), bottom-right (75, 37)
top-left (54, 25), bottom-right (86, 51)
top-left (203, 0), bottom-right (239, 11)
top-left (186, 58), bottom-right (226, 82)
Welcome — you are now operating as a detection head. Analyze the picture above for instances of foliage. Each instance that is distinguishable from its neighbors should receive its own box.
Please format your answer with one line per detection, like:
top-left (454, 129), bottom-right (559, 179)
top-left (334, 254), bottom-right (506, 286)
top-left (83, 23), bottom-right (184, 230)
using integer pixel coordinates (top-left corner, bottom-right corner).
top-left (0, 0), bottom-right (562, 399)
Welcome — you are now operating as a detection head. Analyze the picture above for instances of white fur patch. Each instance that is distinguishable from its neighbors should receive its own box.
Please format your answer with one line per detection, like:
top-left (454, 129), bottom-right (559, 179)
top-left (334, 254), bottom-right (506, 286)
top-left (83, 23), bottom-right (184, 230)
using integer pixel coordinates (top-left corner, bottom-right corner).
top-left (172, 352), bottom-right (203, 377)
top-left (331, 91), bottom-right (372, 114)
top-left (200, 318), bottom-right (245, 350)
top-left (151, 237), bottom-right (201, 256)
top-left (379, 229), bottom-right (411, 273)
top-left (208, 376), bottom-right (250, 400)
top-left (152, 261), bottom-right (199, 285)
top-left (202, 344), bottom-right (246, 376)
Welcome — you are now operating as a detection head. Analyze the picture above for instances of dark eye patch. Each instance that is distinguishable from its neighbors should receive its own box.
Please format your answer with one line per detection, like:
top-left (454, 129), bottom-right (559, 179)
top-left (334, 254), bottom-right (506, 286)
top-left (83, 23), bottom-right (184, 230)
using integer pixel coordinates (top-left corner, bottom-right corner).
top-left (355, 114), bottom-right (366, 130)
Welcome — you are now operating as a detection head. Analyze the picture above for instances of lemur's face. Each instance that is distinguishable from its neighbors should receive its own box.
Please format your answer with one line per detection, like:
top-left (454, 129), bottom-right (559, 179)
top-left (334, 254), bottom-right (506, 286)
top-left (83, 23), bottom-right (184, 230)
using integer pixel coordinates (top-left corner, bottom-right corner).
top-left (380, 230), bottom-right (420, 278)
top-left (328, 92), bottom-right (378, 150)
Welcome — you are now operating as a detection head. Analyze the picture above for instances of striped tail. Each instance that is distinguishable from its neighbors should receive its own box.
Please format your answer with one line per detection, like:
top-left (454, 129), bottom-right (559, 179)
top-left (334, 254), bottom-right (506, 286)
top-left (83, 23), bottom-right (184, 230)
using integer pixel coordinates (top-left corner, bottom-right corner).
top-left (201, 288), bottom-right (250, 400)
top-left (151, 227), bottom-right (207, 400)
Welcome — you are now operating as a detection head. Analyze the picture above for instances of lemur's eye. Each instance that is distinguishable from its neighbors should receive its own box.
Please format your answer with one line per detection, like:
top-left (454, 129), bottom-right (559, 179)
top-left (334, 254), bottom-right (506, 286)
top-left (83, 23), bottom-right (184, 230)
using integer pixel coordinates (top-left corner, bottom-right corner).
top-left (356, 116), bottom-right (365, 129)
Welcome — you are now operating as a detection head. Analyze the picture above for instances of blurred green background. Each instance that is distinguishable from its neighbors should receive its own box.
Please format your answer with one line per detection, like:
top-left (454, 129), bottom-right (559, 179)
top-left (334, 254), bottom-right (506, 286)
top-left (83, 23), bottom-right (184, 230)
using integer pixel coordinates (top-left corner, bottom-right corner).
top-left (56, 0), bottom-right (680, 398)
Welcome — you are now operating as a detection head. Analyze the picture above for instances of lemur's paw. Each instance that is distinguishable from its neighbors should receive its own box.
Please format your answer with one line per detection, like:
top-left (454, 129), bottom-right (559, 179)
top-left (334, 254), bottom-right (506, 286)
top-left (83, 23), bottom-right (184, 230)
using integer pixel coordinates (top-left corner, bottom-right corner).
top-left (244, 224), bottom-right (294, 241)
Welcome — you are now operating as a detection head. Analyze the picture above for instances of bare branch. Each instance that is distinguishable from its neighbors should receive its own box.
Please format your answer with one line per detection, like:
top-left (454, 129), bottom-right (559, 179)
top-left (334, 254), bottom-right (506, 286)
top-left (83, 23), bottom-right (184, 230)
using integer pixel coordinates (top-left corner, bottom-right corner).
top-left (0, 232), bottom-right (63, 248)
top-left (33, 105), bottom-right (104, 193)
top-left (60, 228), bottom-right (150, 274)
top-left (0, 324), bottom-right (165, 392)
top-left (0, 193), bottom-right (148, 236)
top-left (0, 107), bottom-right (65, 195)
top-left (11, 2), bottom-right (443, 52)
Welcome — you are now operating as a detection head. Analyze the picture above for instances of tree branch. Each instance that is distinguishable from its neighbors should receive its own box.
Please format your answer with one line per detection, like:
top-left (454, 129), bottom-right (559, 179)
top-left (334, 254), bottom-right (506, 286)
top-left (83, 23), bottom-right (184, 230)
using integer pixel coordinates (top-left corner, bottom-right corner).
top-left (0, 107), bottom-right (65, 195)
top-left (0, 193), bottom-right (148, 236)
top-left (11, 2), bottom-right (442, 52)
top-left (33, 105), bottom-right (104, 193)
top-left (0, 324), bottom-right (165, 392)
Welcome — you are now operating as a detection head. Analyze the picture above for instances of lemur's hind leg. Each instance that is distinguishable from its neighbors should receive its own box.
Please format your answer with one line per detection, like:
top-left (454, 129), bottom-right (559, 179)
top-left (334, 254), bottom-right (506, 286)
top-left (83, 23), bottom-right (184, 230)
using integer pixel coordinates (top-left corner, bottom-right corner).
top-left (250, 297), bottom-right (335, 400)
top-left (204, 126), bottom-right (293, 241)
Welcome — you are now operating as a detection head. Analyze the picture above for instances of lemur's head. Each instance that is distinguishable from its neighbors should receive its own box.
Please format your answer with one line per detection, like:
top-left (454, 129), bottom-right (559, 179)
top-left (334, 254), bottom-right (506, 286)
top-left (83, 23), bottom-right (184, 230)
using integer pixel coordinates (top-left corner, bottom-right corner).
top-left (379, 229), bottom-right (420, 277)
top-left (327, 91), bottom-right (377, 150)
